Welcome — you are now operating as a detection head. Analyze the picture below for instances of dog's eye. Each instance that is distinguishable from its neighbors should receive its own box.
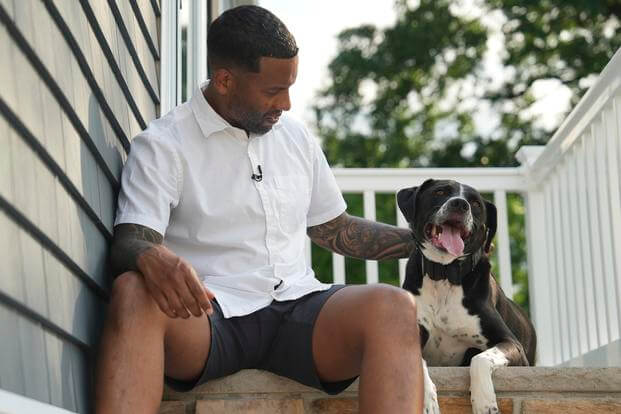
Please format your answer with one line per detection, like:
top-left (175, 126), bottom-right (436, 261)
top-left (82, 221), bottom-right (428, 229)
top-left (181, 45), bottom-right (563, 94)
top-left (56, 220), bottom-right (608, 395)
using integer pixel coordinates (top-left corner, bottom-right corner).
top-left (472, 201), bottom-right (481, 209)
top-left (435, 190), bottom-right (444, 196)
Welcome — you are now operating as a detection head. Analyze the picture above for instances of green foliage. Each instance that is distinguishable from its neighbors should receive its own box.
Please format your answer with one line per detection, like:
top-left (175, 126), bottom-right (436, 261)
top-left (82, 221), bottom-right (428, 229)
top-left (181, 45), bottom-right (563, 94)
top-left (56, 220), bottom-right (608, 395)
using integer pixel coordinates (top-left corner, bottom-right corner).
top-left (311, 0), bottom-right (620, 310)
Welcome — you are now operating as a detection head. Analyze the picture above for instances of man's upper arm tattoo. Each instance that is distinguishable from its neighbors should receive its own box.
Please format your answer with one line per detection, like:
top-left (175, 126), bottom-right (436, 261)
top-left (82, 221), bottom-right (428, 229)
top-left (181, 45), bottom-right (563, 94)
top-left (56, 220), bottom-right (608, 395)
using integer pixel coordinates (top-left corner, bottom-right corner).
top-left (109, 223), bottom-right (163, 277)
top-left (307, 213), bottom-right (415, 260)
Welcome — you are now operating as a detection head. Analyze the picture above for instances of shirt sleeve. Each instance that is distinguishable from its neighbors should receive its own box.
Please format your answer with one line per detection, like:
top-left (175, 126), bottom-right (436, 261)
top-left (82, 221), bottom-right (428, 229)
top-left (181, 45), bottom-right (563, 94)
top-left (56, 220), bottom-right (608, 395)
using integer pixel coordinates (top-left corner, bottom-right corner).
top-left (114, 131), bottom-right (182, 236)
top-left (306, 135), bottom-right (347, 227)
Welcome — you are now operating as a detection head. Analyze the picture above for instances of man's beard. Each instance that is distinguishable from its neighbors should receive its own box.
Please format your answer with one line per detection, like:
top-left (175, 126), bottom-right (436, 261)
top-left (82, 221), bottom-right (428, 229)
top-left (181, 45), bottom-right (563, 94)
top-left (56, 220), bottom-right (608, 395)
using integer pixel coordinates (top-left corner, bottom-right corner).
top-left (229, 100), bottom-right (273, 135)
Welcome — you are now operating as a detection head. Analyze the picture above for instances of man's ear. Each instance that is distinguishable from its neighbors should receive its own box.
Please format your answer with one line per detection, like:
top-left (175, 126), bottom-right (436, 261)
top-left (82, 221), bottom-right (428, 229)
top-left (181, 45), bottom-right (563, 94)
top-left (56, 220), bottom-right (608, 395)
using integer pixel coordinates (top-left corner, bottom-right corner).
top-left (210, 67), bottom-right (234, 95)
top-left (483, 200), bottom-right (497, 254)
top-left (397, 179), bottom-right (435, 223)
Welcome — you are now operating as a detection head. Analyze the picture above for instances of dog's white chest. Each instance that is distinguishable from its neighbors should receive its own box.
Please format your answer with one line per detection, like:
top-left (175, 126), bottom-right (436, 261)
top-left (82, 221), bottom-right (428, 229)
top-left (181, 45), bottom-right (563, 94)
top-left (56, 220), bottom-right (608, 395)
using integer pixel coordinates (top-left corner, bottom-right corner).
top-left (416, 277), bottom-right (485, 366)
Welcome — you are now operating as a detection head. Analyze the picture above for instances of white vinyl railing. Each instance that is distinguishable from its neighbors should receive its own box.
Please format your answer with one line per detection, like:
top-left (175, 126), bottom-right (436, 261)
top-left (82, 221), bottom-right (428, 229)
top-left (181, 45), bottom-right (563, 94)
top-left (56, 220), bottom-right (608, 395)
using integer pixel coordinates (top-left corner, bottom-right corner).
top-left (322, 168), bottom-right (527, 302)
top-left (517, 47), bottom-right (621, 367)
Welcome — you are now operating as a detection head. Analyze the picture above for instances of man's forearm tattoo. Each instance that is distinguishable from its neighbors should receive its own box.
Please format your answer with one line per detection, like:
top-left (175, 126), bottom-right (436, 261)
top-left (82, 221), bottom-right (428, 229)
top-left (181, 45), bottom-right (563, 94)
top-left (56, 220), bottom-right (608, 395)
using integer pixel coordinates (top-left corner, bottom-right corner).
top-left (307, 213), bottom-right (416, 260)
top-left (109, 223), bottom-right (163, 277)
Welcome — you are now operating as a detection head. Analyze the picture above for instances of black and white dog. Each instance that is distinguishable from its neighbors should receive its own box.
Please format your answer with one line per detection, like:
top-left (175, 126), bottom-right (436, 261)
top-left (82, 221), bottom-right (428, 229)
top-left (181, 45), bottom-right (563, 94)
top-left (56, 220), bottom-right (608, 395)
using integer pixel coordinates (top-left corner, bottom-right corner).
top-left (397, 179), bottom-right (536, 414)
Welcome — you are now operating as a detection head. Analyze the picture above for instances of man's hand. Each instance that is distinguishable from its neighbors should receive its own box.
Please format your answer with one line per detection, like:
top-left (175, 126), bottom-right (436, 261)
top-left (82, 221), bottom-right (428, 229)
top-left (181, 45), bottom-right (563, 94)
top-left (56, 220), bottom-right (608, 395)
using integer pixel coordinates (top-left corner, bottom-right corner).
top-left (110, 223), bottom-right (214, 319)
top-left (137, 244), bottom-right (215, 319)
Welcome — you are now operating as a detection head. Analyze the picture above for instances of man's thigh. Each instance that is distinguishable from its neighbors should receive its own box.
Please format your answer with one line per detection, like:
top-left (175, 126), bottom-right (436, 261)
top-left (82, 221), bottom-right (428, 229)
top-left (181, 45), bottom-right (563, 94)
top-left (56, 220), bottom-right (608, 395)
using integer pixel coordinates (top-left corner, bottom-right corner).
top-left (163, 311), bottom-right (211, 382)
top-left (311, 283), bottom-right (414, 382)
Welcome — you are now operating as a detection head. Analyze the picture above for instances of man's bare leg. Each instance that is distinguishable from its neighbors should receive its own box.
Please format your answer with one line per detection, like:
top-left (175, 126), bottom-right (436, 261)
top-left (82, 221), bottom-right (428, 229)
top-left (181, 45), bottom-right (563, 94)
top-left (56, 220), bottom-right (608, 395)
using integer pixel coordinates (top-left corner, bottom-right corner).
top-left (313, 284), bottom-right (424, 414)
top-left (94, 272), bottom-right (212, 414)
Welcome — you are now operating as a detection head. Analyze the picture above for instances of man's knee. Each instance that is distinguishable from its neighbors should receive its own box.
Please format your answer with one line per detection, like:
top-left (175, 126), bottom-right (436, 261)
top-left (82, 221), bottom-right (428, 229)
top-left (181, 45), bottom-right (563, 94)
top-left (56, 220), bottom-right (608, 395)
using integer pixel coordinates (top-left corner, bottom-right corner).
top-left (363, 285), bottom-right (419, 343)
top-left (108, 271), bottom-right (164, 327)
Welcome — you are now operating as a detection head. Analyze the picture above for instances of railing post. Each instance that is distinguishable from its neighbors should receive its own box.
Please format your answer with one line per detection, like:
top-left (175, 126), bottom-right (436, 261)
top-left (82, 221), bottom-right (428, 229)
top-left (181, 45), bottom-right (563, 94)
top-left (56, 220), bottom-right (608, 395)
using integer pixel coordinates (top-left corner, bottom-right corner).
top-left (517, 147), bottom-right (555, 366)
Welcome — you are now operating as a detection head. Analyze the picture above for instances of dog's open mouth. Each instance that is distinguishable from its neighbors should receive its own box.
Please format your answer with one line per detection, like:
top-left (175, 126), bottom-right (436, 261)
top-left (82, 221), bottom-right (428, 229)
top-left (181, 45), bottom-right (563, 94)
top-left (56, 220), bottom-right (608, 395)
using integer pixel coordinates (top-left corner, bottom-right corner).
top-left (425, 221), bottom-right (471, 257)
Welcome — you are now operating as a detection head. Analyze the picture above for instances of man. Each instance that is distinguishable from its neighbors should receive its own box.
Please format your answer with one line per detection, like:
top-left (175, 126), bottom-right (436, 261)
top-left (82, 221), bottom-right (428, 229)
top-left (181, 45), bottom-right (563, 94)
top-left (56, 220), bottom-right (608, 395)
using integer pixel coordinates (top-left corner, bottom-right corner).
top-left (94, 5), bottom-right (423, 413)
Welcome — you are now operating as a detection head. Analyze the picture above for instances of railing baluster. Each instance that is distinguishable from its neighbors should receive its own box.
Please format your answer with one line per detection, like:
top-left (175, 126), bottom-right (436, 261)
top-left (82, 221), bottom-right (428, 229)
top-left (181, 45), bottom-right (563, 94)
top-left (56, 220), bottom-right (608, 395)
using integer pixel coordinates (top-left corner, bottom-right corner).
top-left (560, 154), bottom-right (581, 358)
top-left (543, 183), bottom-right (561, 365)
top-left (551, 172), bottom-right (571, 361)
top-left (604, 101), bottom-right (621, 339)
top-left (493, 190), bottom-right (513, 300)
top-left (305, 238), bottom-right (312, 268)
top-left (574, 137), bottom-right (598, 353)
top-left (595, 113), bottom-right (621, 342)
top-left (332, 252), bottom-right (345, 285)
top-left (586, 124), bottom-right (609, 348)
top-left (363, 190), bottom-right (378, 284)
top-left (397, 205), bottom-right (408, 287)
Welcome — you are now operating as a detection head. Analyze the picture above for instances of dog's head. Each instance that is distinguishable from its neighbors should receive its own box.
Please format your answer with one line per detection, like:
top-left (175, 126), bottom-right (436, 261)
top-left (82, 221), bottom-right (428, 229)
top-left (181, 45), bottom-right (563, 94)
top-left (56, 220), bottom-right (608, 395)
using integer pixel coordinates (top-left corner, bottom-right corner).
top-left (397, 179), bottom-right (496, 265)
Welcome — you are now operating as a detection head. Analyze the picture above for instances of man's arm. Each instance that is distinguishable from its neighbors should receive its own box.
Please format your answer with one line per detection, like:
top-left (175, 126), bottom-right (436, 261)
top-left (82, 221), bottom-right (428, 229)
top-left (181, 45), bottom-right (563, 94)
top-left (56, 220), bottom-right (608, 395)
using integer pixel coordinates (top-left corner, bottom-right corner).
top-left (109, 223), bottom-right (163, 277)
top-left (307, 212), bottom-right (415, 260)
top-left (109, 223), bottom-right (214, 318)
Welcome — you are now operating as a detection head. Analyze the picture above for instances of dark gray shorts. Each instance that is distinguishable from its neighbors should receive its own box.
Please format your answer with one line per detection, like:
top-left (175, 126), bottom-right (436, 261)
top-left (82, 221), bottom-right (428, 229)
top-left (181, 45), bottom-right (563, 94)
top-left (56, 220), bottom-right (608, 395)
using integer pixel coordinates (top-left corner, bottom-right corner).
top-left (164, 284), bottom-right (357, 395)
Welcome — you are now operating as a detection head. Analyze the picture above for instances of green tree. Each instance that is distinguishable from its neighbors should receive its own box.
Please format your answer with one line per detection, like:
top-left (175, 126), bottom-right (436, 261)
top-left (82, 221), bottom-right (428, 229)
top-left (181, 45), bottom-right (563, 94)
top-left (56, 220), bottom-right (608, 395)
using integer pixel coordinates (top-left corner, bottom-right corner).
top-left (311, 0), bottom-right (621, 312)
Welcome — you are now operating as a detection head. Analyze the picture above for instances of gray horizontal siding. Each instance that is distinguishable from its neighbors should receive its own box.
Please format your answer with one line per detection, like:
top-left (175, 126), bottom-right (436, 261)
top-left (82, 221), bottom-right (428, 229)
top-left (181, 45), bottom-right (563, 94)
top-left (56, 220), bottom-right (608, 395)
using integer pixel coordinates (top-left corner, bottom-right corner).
top-left (0, 0), bottom-right (160, 411)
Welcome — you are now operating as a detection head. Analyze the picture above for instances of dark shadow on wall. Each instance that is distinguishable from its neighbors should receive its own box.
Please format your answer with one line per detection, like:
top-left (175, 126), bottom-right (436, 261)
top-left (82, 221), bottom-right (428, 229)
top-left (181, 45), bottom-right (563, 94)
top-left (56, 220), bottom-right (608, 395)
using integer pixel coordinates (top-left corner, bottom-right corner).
top-left (60, 93), bottom-right (121, 412)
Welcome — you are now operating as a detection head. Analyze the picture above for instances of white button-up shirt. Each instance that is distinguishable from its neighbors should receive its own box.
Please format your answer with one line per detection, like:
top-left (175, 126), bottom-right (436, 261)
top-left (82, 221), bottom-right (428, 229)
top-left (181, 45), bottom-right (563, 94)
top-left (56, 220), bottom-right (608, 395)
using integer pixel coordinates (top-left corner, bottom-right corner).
top-left (114, 85), bottom-right (347, 318)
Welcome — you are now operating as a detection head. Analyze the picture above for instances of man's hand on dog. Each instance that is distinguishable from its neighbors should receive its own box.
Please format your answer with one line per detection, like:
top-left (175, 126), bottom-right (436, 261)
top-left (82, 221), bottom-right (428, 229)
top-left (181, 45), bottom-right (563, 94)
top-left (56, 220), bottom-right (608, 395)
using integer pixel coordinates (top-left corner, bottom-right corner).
top-left (137, 244), bottom-right (215, 319)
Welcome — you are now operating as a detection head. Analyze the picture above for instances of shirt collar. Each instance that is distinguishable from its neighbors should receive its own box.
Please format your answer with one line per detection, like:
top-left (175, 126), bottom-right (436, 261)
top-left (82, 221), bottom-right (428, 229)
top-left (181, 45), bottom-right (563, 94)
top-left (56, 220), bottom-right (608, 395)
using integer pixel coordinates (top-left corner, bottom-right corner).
top-left (190, 81), bottom-right (284, 139)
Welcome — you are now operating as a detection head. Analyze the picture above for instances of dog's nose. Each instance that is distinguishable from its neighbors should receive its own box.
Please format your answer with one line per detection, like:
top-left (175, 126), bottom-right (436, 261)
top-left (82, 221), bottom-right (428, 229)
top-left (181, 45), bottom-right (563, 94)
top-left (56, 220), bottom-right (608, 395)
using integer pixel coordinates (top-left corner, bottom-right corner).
top-left (449, 198), bottom-right (469, 212)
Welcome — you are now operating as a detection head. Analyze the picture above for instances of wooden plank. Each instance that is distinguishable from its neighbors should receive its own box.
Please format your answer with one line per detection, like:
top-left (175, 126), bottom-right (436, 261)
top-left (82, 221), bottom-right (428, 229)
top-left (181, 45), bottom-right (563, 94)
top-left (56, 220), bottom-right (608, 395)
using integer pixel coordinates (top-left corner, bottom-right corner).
top-left (18, 315), bottom-right (51, 403)
top-left (0, 211), bottom-right (25, 302)
top-left (43, 331), bottom-right (78, 412)
top-left (117, 0), bottom-right (159, 95)
top-left (332, 253), bottom-right (345, 284)
top-left (19, 227), bottom-right (48, 318)
top-left (0, 304), bottom-right (26, 395)
top-left (0, 23), bottom-right (17, 110)
top-left (0, 117), bottom-right (14, 203)
top-left (135, 0), bottom-right (160, 55)
top-left (70, 346), bottom-right (91, 413)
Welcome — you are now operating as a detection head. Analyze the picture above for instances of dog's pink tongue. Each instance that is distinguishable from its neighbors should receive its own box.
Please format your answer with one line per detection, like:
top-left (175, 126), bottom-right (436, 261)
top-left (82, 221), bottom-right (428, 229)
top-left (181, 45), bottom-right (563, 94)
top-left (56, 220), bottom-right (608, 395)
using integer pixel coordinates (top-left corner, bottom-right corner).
top-left (439, 226), bottom-right (464, 257)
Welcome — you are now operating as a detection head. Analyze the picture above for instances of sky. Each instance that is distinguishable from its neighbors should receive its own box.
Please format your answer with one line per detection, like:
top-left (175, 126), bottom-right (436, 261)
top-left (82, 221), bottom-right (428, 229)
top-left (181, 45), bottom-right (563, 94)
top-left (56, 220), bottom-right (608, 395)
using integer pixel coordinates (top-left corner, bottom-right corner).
top-left (258, 0), bottom-right (398, 124)
top-left (257, 0), bottom-right (573, 138)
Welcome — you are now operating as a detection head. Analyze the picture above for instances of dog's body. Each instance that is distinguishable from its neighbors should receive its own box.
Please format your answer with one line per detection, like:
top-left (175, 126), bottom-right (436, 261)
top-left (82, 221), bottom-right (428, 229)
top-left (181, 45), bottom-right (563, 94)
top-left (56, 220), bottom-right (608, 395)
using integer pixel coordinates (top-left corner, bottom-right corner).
top-left (397, 179), bottom-right (536, 414)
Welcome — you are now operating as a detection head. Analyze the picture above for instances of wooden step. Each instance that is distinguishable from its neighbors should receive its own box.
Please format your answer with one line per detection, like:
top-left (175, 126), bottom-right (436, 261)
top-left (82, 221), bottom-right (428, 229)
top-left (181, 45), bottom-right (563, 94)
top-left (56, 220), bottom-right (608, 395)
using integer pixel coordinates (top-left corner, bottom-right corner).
top-left (160, 367), bottom-right (621, 413)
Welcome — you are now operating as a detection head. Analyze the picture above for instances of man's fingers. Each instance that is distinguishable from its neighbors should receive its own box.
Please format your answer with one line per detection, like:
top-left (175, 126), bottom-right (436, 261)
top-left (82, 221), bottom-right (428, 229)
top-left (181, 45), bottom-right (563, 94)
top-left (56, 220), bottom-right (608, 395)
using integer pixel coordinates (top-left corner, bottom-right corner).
top-left (164, 287), bottom-right (191, 319)
top-left (186, 277), bottom-right (212, 315)
top-left (176, 282), bottom-right (203, 317)
top-left (143, 278), bottom-right (177, 318)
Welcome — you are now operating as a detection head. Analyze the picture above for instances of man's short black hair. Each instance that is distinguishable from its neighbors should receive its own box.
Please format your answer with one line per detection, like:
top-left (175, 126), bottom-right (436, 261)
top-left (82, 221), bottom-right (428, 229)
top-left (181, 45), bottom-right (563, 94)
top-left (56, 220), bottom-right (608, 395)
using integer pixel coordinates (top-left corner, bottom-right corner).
top-left (207, 5), bottom-right (298, 73)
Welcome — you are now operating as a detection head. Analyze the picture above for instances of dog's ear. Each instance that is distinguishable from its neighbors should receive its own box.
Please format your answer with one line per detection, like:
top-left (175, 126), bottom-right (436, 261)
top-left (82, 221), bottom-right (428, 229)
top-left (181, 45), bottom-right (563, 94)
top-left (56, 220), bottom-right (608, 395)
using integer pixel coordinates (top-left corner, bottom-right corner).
top-left (397, 179), bottom-right (435, 223)
top-left (483, 200), bottom-right (497, 254)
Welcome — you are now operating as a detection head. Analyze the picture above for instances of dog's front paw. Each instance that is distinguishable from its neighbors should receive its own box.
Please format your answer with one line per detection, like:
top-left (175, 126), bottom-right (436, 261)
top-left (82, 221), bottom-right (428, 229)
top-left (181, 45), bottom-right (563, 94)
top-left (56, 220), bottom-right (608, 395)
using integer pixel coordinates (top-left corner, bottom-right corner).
top-left (422, 359), bottom-right (441, 413)
top-left (470, 398), bottom-right (499, 414)
top-left (424, 382), bottom-right (440, 414)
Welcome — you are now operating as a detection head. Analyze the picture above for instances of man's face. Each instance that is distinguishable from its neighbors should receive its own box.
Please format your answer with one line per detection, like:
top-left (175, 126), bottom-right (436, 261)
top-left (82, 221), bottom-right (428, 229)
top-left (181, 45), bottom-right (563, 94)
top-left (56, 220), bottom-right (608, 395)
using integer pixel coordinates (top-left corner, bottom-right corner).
top-left (227, 56), bottom-right (298, 135)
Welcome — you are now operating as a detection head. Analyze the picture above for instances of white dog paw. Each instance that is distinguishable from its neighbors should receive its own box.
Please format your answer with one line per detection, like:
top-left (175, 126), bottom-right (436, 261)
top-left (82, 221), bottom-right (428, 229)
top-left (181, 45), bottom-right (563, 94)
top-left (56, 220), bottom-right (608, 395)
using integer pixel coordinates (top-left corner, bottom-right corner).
top-left (471, 398), bottom-right (500, 414)
top-left (423, 387), bottom-right (440, 414)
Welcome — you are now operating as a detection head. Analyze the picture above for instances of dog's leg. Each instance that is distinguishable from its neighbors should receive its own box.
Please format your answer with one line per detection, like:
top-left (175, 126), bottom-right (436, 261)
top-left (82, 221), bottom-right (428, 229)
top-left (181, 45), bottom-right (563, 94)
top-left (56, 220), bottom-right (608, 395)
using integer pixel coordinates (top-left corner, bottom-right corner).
top-left (422, 358), bottom-right (440, 414)
top-left (469, 341), bottom-right (527, 414)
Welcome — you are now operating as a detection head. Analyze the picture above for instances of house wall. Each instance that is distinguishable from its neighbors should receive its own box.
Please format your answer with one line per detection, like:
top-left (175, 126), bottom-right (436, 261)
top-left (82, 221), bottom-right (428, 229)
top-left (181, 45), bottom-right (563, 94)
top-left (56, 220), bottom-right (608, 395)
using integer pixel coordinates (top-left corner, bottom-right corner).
top-left (0, 0), bottom-right (160, 411)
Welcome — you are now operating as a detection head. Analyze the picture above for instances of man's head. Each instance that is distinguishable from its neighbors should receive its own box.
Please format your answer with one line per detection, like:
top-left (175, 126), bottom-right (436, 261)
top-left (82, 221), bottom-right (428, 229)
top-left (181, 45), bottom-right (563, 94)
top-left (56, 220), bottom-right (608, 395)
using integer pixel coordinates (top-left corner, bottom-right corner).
top-left (207, 6), bottom-right (299, 134)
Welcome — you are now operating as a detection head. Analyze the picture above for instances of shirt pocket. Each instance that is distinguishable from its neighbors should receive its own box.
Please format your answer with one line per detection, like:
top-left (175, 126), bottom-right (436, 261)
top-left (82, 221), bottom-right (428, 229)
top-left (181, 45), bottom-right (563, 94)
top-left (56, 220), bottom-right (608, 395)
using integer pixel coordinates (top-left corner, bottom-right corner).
top-left (272, 175), bottom-right (311, 233)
